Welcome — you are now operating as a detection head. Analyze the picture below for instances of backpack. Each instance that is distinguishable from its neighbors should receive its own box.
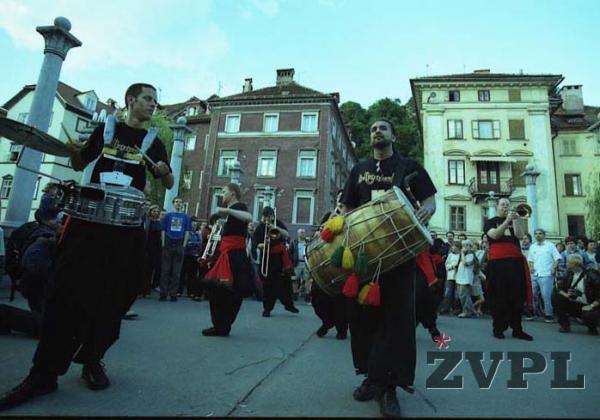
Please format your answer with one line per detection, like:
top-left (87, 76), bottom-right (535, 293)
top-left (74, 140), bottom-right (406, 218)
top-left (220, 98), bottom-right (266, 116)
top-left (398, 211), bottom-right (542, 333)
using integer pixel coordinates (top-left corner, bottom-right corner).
top-left (5, 221), bottom-right (42, 281)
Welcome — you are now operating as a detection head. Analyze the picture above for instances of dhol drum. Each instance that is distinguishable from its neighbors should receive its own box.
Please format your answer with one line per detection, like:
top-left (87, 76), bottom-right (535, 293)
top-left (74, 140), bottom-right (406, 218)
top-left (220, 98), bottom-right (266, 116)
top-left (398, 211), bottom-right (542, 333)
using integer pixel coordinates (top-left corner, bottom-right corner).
top-left (58, 183), bottom-right (147, 227)
top-left (305, 187), bottom-right (432, 296)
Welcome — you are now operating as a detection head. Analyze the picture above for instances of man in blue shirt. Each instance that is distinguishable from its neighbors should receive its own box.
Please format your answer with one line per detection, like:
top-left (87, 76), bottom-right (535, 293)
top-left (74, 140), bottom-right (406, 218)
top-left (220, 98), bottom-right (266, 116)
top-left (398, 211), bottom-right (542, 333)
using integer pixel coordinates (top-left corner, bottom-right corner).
top-left (160, 198), bottom-right (192, 301)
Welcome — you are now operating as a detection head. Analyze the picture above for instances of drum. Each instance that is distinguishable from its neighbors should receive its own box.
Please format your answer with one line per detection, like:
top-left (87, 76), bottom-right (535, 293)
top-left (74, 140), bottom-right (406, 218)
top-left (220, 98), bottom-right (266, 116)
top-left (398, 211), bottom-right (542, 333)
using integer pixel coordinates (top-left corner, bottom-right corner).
top-left (305, 187), bottom-right (432, 296)
top-left (59, 183), bottom-right (147, 227)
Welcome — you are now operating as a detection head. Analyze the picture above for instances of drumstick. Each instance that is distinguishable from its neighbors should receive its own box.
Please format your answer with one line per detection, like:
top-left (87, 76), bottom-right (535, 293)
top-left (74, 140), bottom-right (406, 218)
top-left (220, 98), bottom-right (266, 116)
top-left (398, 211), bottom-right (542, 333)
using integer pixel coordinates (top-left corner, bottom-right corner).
top-left (134, 145), bottom-right (157, 167)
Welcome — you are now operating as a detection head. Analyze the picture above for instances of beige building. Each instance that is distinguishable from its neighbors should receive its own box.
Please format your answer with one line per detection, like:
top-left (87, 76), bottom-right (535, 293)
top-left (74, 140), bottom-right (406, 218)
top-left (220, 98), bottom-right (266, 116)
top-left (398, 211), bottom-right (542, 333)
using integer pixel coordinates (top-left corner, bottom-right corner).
top-left (0, 82), bottom-right (113, 220)
top-left (411, 71), bottom-right (565, 238)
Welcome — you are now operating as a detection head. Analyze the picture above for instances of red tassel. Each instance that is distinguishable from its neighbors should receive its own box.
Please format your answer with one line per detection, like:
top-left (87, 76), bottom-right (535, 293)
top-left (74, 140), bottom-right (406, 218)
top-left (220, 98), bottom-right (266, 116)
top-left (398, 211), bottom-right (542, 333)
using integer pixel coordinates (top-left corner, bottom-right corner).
top-left (342, 273), bottom-right (360, 298)
top-left (364, 282), bottom-right (381, 306)
top-left (320, 227), bottom-right (335, 243)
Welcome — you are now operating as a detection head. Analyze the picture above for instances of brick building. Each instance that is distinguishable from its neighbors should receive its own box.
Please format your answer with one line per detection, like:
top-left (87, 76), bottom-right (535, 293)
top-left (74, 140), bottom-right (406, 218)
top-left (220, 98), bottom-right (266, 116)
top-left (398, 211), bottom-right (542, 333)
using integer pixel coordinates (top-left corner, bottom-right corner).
top-left (176, 68), bottom-right (357, 234)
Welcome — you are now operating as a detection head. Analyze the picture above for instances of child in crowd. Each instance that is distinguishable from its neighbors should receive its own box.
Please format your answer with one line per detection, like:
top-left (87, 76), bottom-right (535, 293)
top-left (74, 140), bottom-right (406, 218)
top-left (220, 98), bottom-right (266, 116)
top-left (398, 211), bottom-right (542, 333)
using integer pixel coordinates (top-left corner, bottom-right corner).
top-left (440, 242), bottom-right (461, 314)
top-left (456, 239), bottom-right (476, 318)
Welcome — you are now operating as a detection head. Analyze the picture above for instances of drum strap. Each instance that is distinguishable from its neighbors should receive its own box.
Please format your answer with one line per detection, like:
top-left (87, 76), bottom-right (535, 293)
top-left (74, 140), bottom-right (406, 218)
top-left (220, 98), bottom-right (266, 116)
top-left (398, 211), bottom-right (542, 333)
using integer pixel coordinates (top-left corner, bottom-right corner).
top-left (102, 114), bottom-right (158, 162)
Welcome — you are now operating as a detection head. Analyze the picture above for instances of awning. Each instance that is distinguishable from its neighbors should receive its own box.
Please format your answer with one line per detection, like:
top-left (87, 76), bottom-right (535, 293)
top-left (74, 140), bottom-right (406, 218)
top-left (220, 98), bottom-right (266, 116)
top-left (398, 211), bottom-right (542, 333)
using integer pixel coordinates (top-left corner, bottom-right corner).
top-left (469, 156), bottom-right (517, 163)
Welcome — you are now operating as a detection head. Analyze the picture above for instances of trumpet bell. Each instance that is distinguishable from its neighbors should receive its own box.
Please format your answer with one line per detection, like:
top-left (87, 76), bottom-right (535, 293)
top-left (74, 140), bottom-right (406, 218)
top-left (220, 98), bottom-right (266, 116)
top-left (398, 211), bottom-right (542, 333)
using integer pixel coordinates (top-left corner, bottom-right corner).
top-left (515, 203), bottom-right (532, 218)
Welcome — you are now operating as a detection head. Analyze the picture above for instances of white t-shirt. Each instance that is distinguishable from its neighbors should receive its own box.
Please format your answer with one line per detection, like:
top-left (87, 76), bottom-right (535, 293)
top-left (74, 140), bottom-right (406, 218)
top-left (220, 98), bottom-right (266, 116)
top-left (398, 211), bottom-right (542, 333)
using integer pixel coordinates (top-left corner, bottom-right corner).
top-left (297, 240), bottom-right (306, 262)
top-left (527, 240), bottom-right (561, 277)
top-left (445, 253), bottom-right (460, 281)
top-left (456, 253), bottom-right (475, 286)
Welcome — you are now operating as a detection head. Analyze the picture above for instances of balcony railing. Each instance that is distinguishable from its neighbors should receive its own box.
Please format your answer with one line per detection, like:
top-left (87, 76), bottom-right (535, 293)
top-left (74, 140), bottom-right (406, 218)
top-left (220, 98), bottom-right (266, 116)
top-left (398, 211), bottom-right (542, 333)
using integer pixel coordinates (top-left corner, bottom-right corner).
top-left (468, 177), bottom-right (514, 197)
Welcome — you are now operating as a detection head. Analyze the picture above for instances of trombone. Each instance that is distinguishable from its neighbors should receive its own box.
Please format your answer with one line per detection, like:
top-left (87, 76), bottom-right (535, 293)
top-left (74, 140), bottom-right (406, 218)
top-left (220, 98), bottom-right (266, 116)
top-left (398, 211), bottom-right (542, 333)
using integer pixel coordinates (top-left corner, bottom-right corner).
top-left (260, 207), bottom-right (279, 277)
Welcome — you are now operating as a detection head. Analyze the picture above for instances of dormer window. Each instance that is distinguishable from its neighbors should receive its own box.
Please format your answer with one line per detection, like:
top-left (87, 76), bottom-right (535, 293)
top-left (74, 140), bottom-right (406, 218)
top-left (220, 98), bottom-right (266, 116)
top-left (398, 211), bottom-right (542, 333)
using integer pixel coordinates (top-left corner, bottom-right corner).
top-left (85, 96), bottom-right (97, 111)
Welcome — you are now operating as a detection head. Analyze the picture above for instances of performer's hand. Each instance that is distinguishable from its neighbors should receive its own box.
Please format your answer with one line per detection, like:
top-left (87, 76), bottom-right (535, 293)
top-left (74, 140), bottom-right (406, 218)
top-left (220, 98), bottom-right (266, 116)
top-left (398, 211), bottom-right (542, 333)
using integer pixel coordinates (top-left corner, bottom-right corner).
top-left (507, 211), bottom-right (520, 222)
top-left (257, 243), bottom-right (265, 249)
top-left (215, 207), bottom-right (229, 217)
top-left (416, 206), bottom-right (433, 225)
top-left (582, 304), bottom-right (593, 312)
top-left (428, 278), bottom-right (441, 288)
top-left (153, 161), bottom-right (170, 177)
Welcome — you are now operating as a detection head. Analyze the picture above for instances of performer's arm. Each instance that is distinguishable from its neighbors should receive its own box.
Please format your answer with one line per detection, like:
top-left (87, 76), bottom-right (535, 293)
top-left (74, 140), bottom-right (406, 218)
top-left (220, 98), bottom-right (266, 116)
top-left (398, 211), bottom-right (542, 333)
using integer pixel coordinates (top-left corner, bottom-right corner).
top-left (416, 194), bottom-right (436, 225)
top-left (512, 218), bottom-right (526, 240)
top-left (161, 231), bottom-right (166, 247)
top-left (153, 162), bottom-right (174, 189)
top-left (486, 215), bottom-right (516, 240)
top-left (183, 231), bottom-right (189, 248)
top-left (218, 207), bottom-right (253, 223)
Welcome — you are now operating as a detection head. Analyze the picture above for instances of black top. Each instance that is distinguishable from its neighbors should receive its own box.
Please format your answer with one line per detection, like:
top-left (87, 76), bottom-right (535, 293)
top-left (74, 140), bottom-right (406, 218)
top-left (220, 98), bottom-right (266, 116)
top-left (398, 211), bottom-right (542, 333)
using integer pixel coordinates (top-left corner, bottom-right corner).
top-left (253, 219), bottom-right (288, 247)
top-left (340, 152), bottom-right (436, 209)
top-left (222, 202), bottom-right (249, 237)
top-left (484, 216), bottom-right (520, 246)
top-left (82, 122), bottom-right (171, 191)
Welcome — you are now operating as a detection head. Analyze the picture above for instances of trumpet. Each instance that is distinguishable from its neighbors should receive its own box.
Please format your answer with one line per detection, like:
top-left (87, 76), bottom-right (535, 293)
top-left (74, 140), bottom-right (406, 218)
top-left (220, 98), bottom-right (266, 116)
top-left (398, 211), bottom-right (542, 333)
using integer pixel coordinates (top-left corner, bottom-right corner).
top-left (201, 218), bottom-right (225, 260)
top-left (511, 203), bottom-right (532, 219)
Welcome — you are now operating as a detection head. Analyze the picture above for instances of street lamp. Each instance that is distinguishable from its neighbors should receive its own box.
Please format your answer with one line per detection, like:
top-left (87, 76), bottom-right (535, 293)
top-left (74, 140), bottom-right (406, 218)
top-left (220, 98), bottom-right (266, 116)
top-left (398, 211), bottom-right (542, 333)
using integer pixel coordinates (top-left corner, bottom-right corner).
top-left (487, 191), bottom-right (498, 218)
top-left (228, 159), bottom-right (243, 185)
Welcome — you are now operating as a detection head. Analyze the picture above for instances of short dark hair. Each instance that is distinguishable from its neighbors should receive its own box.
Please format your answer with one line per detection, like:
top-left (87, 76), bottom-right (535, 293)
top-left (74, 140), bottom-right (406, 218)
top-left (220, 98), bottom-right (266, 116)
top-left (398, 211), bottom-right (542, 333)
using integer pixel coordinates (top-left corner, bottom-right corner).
top-left (262, 206), bottom-right (274, 217)
top-left (125, 83), bottom-right (156, 108)
top-left (534, 228), bottom-right (546, 235)
top-left (172, 197), bottom-right (182, 204)
top-left (446, 231), bottom-right (455, 236)
top-left (370, 118), bottom-right (396, 136)
top-left (565, 236), bottom-right (576, 244)
top-left (524, 233), bottom-right (532, 242)
top-left (226, 183), bottom-right (241, 200)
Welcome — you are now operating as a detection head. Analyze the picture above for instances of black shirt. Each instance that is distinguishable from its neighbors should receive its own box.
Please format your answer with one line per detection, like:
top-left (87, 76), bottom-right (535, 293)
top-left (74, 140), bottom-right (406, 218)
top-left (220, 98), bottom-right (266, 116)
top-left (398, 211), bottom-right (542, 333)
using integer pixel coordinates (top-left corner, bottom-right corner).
top-left (222, 202), bottom-right (249, 237)
top-left (253, 219), bottom-right (288, 247)
top-left (340, 152), bottom-right (436, 209)
top-left (82, 122), bottom-right (171, 191)
top-left (484, 216), bottom-right (520, 246)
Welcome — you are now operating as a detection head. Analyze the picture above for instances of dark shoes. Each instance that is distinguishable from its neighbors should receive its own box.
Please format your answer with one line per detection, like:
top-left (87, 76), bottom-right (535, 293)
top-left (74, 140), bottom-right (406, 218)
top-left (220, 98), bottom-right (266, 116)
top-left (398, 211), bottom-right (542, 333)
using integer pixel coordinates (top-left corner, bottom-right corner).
top-left (336, 331), bottom-right (347, 340)
top-left (170, 296), bottom-right (178, 302)
top-left (429, 327), bottom-right (441, 342)
top-left (558, 324), bottom-right (571, 333)
top-left (262, 310), bottom-right (271, 317)
top-left (316, 325), bottom-right (331, 337)
top-left (378, 387), bottom-right (402, 418)
top-left (512, 331), bottom-right (534, 341)
top-left (123, 311), bottom-right (138, 320)
top-left (82, 361), bottom-right (110, 390)
top-left (493, 331), bottom-right (505, 339)
top-left (353, 378), bottom-right (380, 402)
top-left (159, 295), bottom-right (167, 301)
top-left (285, 305), bottom-right (299, 314)
top-left (201, 327), bottom-right (229, 337)
top-left (0, 373), bottom-right (58, 411)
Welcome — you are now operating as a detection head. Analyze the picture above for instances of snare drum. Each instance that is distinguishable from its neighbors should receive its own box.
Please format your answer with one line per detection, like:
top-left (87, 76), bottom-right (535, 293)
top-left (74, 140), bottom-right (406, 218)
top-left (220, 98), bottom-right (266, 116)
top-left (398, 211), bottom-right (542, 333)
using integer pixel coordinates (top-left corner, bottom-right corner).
top-left (59, 183), bottom-right (146, 227)
top-left (305, 187), bottom-right (432, 296)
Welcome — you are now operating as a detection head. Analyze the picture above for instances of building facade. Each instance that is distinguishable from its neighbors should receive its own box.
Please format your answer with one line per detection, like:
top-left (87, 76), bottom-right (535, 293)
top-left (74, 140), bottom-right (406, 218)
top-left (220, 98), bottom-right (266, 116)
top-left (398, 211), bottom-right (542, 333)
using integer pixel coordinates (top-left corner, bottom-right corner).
top-left (177, 69), bottom-right (356, 234)
top-left (0, 82), bottom-right (112, 220)
top-left (411, 71), bottom-right (564, 238)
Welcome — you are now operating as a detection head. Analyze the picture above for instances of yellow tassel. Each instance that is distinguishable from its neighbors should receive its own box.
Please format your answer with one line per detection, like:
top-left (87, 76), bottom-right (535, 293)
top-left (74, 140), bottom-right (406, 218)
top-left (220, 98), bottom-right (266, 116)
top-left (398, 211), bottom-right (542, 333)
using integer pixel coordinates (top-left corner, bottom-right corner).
top-left (357, 283), bottom-right (372, 305)
top-left (324, 215), bottom-right (345, 234)
top-left (342, 247), bottom-right (355, 270)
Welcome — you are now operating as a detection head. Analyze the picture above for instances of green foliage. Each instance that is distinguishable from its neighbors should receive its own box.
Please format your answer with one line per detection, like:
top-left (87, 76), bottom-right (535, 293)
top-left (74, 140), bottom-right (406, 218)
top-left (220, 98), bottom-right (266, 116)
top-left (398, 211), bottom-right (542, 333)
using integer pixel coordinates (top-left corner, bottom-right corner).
top-left (144, 112), bottom-right (174, 207)
top-left (340, 97), bottom-right (422, 163)
top-left (586, 177), bottom-right (600, 239)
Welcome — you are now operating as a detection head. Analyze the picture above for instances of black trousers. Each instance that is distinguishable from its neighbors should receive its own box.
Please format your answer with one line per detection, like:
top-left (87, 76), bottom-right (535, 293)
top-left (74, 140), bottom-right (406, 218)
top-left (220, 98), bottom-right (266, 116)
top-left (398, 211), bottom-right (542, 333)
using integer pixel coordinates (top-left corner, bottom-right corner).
top-left (487, 258), bottom-right (526, 334)
top-left (31, 220), bottom-right (144, 377)
top-left (551, 293), bottom-right (600, 328)
top-left (262, 273), bottom-right (294, 312)
top-left (207, 286), bottom-right (243, 333)
top-left (0, 304), bottom-right (42, 337)
top-left (415, 269), bottom-right (441, 332)
top-left (180, 255), bottom-right (200, 295)
top-left (347, 260), bottom-right (416, 388)
top-left (311, 284), bottom-right (348, 333)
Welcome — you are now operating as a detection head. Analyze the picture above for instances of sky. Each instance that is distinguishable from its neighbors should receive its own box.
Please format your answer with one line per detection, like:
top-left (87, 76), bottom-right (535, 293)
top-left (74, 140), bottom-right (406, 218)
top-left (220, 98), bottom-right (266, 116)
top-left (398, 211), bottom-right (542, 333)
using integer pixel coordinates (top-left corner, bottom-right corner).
top-left (1, 0), bottom-right (599, 109)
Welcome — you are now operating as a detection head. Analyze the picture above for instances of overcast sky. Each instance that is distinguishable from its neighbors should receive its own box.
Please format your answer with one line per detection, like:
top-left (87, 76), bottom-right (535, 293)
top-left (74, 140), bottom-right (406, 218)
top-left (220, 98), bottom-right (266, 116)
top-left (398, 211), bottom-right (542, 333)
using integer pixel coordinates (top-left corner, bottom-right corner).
top-left (1, 0), bottom-right (599, 108)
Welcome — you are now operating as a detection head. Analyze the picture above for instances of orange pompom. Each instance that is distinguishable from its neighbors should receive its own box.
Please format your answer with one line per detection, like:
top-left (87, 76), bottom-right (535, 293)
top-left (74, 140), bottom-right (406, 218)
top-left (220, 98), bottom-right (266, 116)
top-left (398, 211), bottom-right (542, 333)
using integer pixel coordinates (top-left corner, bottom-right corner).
top-left (342, 273), bottom-right (360, 298)
top-left (320, 228), bottom-right (335, 242)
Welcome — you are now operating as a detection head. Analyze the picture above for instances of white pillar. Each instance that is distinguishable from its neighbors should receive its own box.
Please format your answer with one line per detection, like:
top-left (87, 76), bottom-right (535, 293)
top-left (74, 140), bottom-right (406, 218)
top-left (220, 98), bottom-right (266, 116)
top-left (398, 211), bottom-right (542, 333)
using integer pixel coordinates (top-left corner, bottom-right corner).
top-left (163, 117), bottom-right (190, 212)
top-left (423, 107), bottom-right (445, 230)
top-left (523, 164), bottom-right (541, 234)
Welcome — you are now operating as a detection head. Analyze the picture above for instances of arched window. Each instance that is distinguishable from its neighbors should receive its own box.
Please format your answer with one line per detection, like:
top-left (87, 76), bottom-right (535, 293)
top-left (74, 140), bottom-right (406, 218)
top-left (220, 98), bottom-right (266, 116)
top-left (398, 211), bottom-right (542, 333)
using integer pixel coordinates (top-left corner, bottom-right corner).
top-left (1, 175), bottom-right (13, 199)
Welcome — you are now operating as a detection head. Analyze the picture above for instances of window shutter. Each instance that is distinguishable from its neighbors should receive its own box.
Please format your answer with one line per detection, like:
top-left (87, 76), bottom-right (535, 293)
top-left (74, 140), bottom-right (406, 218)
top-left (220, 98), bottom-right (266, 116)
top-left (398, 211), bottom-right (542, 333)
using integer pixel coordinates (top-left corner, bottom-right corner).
top-left (509, 120), bottom-right (525, 139)
top-left (448, 121), bottom-right (455, 139)
top-left (508, 89), bottom-right (521, 102)
top-left (565, 175), bottom-right (574, 196)
top-left (493, 120), bottom-right (501, 139)
top-left (472, 120), bottom-right (479, 139)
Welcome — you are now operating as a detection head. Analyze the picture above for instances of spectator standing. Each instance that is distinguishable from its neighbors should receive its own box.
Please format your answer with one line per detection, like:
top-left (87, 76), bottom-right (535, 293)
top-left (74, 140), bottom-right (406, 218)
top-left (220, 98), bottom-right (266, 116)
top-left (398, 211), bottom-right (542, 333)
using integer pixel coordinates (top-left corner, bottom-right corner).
top-left (527, 229), bottom-right (561, 322)
top-left (585, 240), bottom-right (598, 270)
top-left (558, 237), bottom-right (594, 279)
top-left (180, 220), bottom-right (201, 297)
top-left (160, 198), bottom-right (192, 301)
top-left (440, 243), bottom-right (461, 314)
top-left (456, 240), bottom-right (476, 318)
top-left (143, 205), bottom-right (162, 297)
top-left (289, 228), bottom-right (308, 300)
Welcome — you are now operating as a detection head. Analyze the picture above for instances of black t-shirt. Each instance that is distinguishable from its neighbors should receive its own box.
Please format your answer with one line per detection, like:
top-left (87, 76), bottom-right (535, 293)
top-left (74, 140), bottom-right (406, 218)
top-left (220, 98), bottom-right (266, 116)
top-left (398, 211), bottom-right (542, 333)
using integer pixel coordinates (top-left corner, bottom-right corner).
top-left (222, 202), bottom-right (249, 237)
top-left (253, 219), bottom-right (288, 247)
top-left (82, 122), bottom-right (171, 191)
top-left (340, 152), bottom-right (436, 209)
top-left (484, 216), bottom-right (520, 246)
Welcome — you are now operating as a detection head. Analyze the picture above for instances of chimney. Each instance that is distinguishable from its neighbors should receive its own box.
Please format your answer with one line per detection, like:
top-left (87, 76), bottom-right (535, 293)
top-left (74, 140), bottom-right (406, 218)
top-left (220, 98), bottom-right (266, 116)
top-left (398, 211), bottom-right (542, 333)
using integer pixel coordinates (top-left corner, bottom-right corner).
top-left (473, 69), bottom-right (491, 74)
top-left (276, 68), bottom-right (295, 86)
top-left (329, 92), bottom-right (340, 103)
top-left (242, 78), bottom-right (253, 93)
top-left (559, 85), bottom-right (584, 114)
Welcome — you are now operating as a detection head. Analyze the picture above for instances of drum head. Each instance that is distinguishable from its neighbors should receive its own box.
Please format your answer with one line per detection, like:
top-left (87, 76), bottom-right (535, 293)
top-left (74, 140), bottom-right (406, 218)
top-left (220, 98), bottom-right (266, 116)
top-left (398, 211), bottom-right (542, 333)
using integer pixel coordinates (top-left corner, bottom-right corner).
top-left (0, 117), bottom-right (71, 157)
top-left (393, 186), bottom-right (433, 246)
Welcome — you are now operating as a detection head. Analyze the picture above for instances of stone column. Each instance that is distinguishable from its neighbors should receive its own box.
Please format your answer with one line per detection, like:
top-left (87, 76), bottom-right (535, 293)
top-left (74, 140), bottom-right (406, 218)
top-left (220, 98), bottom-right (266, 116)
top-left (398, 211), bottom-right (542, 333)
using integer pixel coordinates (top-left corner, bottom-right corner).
top-left (3, 17), bottom-right (81, 230)
top-left (522, 164), bottom-right (541, 234)
top-left (163, 116), bottom-right (190, 212)
top-left (487, 191), bottom-right (498, 218)
top-left (423, 106), bottom-right (446, 231)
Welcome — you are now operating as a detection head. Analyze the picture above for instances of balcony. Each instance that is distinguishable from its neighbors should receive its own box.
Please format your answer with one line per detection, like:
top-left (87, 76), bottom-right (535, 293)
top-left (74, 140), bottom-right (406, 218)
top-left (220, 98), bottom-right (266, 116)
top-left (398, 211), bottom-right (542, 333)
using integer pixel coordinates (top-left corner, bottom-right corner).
top-left (468, 176), bottom-right (514, 197)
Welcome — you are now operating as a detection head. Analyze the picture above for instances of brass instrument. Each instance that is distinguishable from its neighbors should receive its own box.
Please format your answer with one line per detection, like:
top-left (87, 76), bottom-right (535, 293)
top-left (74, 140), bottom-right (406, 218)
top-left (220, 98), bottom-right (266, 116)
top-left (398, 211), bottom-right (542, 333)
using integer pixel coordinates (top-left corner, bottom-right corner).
top-left (512, 203), bottom-right (532, 219)
top-left (201, 218), bottom-right (225, 260)
top-left (260, 208), bottom-right (280, 277)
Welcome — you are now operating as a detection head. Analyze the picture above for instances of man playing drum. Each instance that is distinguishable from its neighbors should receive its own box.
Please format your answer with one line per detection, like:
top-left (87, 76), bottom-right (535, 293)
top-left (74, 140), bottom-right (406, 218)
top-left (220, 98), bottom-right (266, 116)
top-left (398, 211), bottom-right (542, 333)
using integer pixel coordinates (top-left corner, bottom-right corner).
top-left (339, 119), bottom-right (436, 417)
top-left (0, 83), bottom-right (173, 411)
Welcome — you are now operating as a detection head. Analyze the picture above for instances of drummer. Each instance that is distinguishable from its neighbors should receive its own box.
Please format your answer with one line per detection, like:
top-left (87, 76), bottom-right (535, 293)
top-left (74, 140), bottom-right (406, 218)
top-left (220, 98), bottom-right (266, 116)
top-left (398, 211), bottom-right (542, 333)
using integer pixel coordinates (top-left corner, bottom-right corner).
top-left (0, 83), bottom-right (173, 411)
top-left (339, 119), bottom-right (436, 417)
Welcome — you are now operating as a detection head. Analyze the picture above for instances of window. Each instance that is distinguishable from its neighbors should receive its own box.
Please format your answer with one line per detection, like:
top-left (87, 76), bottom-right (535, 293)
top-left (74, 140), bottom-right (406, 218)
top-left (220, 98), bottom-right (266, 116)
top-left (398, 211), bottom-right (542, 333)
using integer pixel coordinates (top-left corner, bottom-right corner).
top-left (187, 107), bottom-right (197, 117)
top-left (85, 97), bottom-right (97, 111)
top-left (185, 135), bottom-right (197, 151)
top-left (293, 190), bottom-right (315, 224)
top-left (561, 138), bottom-right (577, 155)
top-left (297, 149), bottom-right (317, 178)
top-left (511, 161), bottom-right (528, 187)
top-left (567, 215), bottom-right (586, 237)
top-left (1, 175), bottom-right (13, 199)
top-left (478, 90), bottom-right (490, 102)
top-left (218, 150), bottom-right (237, 176)
top-left (447, 120), bottom-right (463, 139)
top-left (448, 160), bottom-right (465, 185)
top-left (33, 177), bottom-right (41, 200)
top-left (9, 143), bottom-right (22, 162)
top-left (257, 150), bottom-right (277, 177)
top-left (211, 190), bottom-right (224, 215)
top-left (472, 120), bottom-right (500, 139)
top-left (224, 114), bottom-right (240, 133)
top-left (330, 156), bottom-right (336, 182)
top-left (449, 206), bottom-right (466, 231)
top-left (182, 202), bottom-right (189, 213)
top-left (565, 174), bottom-right (583, 196)
top-left (508, 89), bottom-right (521, 102)
top-left (253, 189), bottom-right (276, 221)
top-left (183, 170), bottom-right (193, 190)
top-left (204, 134), bottom-right (209, 150)
top-left (301, 112), bottom-right (318, 132)
top-left (509, 119), bottom-right (525, 140)
top-left (448, 90), bottom-right (460, 102)
top-left (263, 113), bottom-right (279, 133)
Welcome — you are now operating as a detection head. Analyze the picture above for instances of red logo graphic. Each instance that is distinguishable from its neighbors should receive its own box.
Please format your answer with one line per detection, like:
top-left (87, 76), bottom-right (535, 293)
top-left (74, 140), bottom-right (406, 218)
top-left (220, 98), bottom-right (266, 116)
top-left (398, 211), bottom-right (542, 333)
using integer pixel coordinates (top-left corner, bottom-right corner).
top-left (434, 331), bottom-right (452, 349)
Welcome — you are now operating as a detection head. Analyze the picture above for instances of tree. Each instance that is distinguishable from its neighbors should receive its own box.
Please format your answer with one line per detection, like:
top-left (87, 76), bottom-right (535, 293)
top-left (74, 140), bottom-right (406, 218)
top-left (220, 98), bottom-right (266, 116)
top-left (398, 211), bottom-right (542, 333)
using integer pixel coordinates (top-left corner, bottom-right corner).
top-left (340, 101), bottom-right (370, 159)
top-left (586, 178), bottom-right (600, 239)
top-left (144, 111), bottom-right (174, 208)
